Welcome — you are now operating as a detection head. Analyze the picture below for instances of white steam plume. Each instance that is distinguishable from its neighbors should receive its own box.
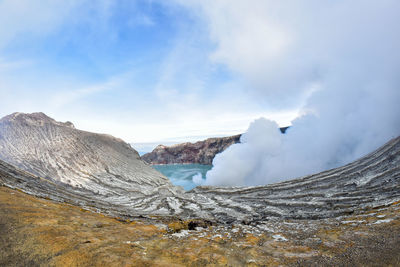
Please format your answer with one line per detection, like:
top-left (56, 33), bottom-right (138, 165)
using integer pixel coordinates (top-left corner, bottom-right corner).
top-left (174, 1), bottom-right (400, 186)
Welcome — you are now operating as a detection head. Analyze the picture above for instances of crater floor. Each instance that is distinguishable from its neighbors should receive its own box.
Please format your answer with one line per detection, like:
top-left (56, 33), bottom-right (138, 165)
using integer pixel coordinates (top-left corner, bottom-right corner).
top-left (1, 135), bottom-right (399, 224)
top-left (1, 186), bottom-right (399, 266)
top-left (1, 112), bottom-right (400, 265)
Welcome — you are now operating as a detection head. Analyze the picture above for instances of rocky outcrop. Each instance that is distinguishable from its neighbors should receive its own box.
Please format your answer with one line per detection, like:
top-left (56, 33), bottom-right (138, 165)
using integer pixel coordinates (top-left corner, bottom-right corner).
top-left (0, 112), bottom-right (399, 223)
top-left (142, 135), bottom-right (241, 165)
top-left (142, 127), bottom-right (290, 165)
top-left (0, 112), bottom-right (182, 210)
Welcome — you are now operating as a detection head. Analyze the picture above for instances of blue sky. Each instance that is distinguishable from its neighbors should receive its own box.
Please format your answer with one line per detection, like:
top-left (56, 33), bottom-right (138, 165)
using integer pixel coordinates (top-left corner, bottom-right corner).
top-left (4, 0), bottom-right (397, 148)
top-left (0, 0), bottom-right (301, 144)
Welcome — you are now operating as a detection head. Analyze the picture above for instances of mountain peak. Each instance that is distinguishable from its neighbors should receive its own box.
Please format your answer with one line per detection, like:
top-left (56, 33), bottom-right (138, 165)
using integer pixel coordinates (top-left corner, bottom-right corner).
top-left (0, 112), bottom-right (75, 128)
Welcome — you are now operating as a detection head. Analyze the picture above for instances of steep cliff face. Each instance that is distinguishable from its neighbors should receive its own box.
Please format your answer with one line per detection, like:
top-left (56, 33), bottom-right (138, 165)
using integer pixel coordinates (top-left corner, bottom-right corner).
top-left (142, 127), bottom-right (290, 165)
top-left (142, 135), bottom-right (241, 165)
top-left (0, 112), bottom-right (179, 200)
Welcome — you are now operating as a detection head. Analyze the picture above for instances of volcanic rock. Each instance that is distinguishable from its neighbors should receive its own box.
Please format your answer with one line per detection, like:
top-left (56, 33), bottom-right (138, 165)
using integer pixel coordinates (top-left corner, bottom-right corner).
top-left (0, 112), bottom-right (399, 224)
top-left (142, 135), bottom-right (241, 165)
top-left (142, 127), bottom-right (289, 165)
top-left (0, 112), bottom-right (181, 204)
top-left (0, 113), bottom-right (399, 266)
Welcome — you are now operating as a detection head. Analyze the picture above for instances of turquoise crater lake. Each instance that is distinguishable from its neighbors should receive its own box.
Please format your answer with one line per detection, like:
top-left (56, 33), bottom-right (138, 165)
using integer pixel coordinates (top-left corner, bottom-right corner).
top-left (152, 164), bottom-right (212, 191)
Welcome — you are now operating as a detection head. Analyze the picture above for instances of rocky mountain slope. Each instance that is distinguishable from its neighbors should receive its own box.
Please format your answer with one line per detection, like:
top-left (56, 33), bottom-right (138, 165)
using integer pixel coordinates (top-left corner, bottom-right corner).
top-left (0, 112), bottom-right (183, 217)
top-left (142, 135), bottom-right (241, 165)
top-left (0, 112), bottom-right (399, 224)
top-left (142, 127), bottom-right (289, 165)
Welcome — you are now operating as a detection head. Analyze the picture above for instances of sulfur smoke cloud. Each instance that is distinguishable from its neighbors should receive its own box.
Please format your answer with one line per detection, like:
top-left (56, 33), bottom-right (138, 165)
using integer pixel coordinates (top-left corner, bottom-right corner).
top-left (180, 0), bottom-right (400, 186)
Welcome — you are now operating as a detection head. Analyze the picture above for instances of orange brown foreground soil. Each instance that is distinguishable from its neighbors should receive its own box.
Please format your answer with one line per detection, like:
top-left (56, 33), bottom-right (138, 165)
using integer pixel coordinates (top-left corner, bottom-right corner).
top-left (1, 186), bottom-right (400, 266)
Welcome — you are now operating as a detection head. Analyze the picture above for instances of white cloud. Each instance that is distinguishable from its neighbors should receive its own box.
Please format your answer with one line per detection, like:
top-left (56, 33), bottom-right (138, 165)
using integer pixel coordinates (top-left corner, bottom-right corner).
top-left (173, 0), bottom-right (400, 108)
top-left (170, 1), bottom-right (400, 186)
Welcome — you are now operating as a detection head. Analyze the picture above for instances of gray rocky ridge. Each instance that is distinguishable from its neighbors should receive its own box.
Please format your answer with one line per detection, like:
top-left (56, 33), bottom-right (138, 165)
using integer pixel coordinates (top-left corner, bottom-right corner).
top-left (142, 135), bottom-right (241, 165)
top-left (0, 112), bottom-right (183, 212)
top-left (142, 127), bottom-right (289, 165)
top-left (0, 112), bottom-right (399, 224)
